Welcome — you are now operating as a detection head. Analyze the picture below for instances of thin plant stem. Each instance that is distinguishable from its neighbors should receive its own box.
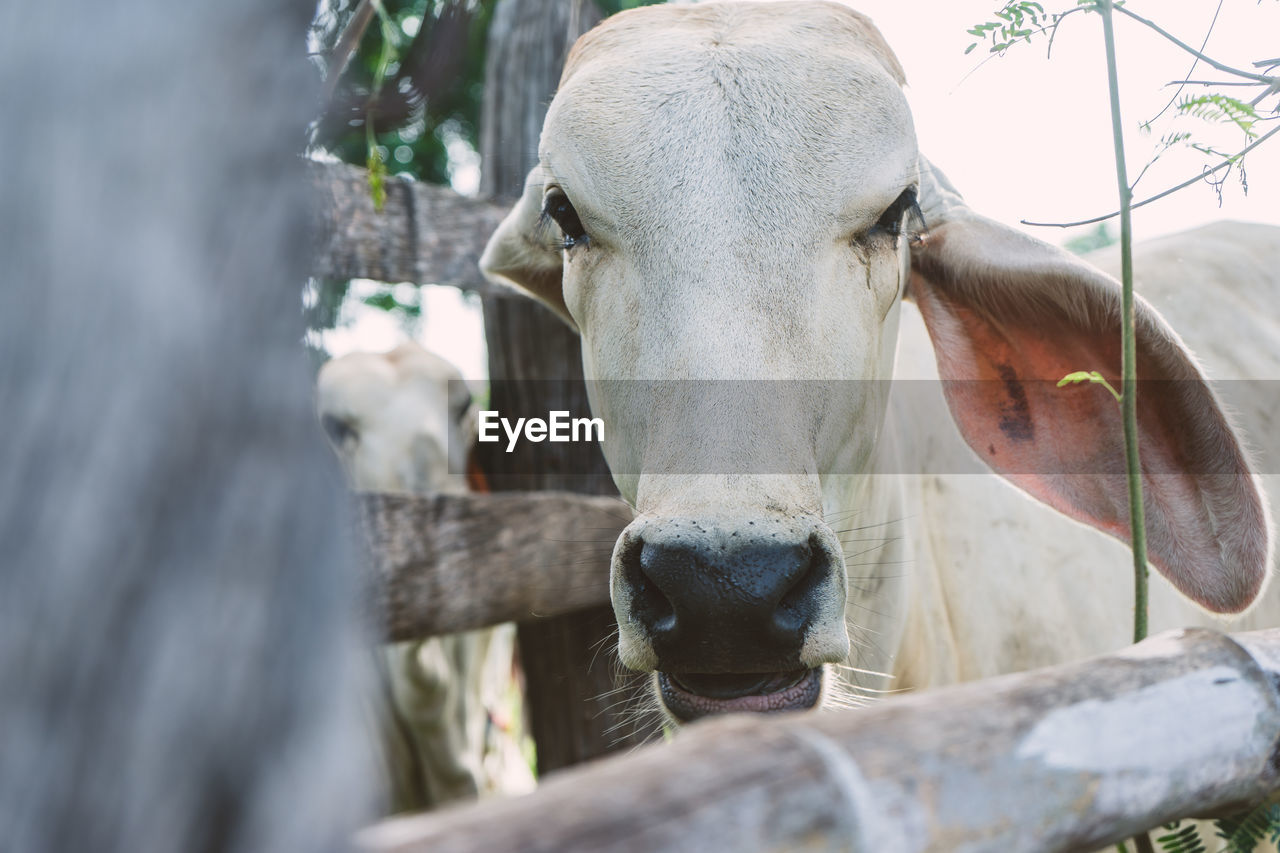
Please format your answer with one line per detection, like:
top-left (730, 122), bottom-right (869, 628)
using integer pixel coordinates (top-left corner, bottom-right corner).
top-left (1098, 0), bottom-right (1148, 645)
top-left (1101, 2), bottom-right (1153, 846)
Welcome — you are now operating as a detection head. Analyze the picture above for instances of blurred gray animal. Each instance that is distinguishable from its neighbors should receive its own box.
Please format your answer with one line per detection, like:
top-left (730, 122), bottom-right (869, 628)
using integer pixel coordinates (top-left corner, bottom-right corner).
top-left (318, 343), bottom-right (534, 811)
top-left (0, 3), bottom-right (376, 852)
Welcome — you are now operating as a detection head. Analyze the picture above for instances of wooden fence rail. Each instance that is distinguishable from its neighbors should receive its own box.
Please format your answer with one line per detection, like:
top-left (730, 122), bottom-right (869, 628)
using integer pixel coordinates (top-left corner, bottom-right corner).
top-left (308, 160), bottom-right (510, 296)
top-left (357, 627), bottom-right (1280, 853)
top-left (362, 492), bottom-right (628, 641)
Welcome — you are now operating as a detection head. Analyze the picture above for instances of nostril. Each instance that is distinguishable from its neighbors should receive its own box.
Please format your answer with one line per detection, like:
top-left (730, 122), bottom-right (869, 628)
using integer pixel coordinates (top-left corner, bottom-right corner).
top-left (774, 534), bottom-right (829, 639)
top-left (622, 536), bottom-right (677, 635)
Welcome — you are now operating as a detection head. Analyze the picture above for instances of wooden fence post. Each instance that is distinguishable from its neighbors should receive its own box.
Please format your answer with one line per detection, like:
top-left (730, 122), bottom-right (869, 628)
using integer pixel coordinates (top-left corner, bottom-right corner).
top-left (476, 0), bottom-right (658, 774)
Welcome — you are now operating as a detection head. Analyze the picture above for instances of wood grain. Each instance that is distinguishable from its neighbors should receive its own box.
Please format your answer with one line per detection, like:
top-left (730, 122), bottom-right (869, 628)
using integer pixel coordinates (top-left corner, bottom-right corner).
top-left (362, 491), bottom-right (627, 641)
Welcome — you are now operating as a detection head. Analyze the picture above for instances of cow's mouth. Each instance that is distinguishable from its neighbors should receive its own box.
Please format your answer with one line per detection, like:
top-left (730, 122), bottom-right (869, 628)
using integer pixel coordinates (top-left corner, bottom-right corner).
top-left (657, 667), bottom-right (823, 723)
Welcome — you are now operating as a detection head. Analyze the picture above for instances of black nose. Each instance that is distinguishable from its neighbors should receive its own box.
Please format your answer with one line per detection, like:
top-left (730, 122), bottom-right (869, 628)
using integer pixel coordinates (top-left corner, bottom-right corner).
top-left (618, 518), bottom-right (836, 673)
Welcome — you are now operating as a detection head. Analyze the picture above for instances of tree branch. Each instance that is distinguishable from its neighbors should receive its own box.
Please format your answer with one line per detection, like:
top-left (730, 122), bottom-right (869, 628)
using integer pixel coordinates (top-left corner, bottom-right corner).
top-left (1112, 4), bottom-right (1277, 85)
top-left (1021, 122), bottom-right (1280, 229)
top-left (308, 160), bottom-right (517, 294)
top-left (1143, 0), bottom-right (1222, 127)
top-left (1168, 80), bottom-right (1264, 88)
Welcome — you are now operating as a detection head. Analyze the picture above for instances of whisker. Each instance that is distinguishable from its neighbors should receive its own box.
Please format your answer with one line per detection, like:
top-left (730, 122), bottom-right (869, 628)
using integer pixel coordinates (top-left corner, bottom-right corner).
top-left (841, 541), bottom-right (895, 561)
top-left (588, 628), bottom-right (619, 673)
top-left (843, 684), bottom-right (908, 696)
top-left (832, 664), bottom-right (895, 680)
top-left (828, 516), bottom-right (913, 535)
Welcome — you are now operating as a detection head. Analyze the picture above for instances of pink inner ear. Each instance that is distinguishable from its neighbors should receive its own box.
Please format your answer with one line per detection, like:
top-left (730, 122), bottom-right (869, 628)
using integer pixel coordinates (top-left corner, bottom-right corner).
top-left (910, 270), bottom-right (1268, 615)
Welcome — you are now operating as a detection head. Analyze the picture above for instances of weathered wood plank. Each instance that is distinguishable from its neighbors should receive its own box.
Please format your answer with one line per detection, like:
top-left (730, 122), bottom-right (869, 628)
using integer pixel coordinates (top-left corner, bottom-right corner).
top-left (475, 0), bottom-right (659, 773)
top-left (308, 160), bottom-right (512, 293)
top-left (357, 627), bottom-right (1280, 853)
top-left (362, 491), bottom-right (627, 640)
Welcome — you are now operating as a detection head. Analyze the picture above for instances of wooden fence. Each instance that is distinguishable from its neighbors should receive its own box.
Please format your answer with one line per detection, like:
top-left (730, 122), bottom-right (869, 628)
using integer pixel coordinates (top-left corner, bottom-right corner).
top-left (352, 492), bottom-right (1280, 844)
top-left (356, 627), bottom-right (1280, 852)
top-left (308, 0), bottom-right (1280, 844)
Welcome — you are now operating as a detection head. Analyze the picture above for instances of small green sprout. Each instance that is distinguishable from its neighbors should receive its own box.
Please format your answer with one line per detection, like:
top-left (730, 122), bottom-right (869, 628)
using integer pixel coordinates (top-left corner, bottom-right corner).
top-left (1057, 370), bottom-right (1122, 403)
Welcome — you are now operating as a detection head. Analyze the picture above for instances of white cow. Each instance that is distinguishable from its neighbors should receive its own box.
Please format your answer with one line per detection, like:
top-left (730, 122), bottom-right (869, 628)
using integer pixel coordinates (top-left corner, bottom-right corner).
top-left (317, 343), bottom-right (534, 811)
top-left (479, 0), bottom-right (1279, 725)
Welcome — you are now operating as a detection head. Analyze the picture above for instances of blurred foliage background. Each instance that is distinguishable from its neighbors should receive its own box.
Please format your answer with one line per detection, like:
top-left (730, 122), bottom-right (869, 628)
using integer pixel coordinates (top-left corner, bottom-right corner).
top-left (307, 0), bottom-right (662, 190)
top-left (303, 0), bottom-right (663, 356)
top-left (309, 0), bottom-right (494, 187)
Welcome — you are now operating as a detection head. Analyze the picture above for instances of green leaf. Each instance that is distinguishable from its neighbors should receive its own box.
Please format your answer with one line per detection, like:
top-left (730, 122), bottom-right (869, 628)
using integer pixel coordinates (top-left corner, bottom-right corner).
top-left (1057, 371), bottom-right (1095, 386)
top-left (362, 292), bottom-right (398, 312)
top-left (1057, 370), bottom-right (1121, 403)
top-left (366, 144), bottom-right (388, 212)
top-left (1154, 823), bottom-right (1205, 853)
top-left (1214, 801), bottom-right (1280, 852)
top-left (1176, 93), bottom-right (1259, 139)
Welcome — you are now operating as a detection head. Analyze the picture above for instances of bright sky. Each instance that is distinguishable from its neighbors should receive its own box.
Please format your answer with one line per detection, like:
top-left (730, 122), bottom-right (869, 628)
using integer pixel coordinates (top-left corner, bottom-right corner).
top-left (860, 0), bottom-right (1279, 238)
top-left (326, 0), bottom-right (1278, 379)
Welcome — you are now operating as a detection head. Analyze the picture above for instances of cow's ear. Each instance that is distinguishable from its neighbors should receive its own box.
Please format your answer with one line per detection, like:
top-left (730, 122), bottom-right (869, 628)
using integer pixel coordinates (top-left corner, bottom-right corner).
top-left (479, 167), bottom-right (575, 330)
top-left (906, 159), bottom-right (1271, 614)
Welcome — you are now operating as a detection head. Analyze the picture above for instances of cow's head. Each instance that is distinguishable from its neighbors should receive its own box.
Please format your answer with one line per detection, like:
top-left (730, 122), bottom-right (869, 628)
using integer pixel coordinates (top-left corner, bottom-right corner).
top-left (317, 343), bottom-right (476, 495)
top-left (481, 1), bottom-right (1270, 722)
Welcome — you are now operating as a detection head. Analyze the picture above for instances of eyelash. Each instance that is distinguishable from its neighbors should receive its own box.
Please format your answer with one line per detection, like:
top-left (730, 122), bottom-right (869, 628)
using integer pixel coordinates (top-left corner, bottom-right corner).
top-left (869, 187), bottom-right (926, 243)
top-left (539, 190), bottom-right (590, 252)
top-left (534, 214), bottom-right (584, 252)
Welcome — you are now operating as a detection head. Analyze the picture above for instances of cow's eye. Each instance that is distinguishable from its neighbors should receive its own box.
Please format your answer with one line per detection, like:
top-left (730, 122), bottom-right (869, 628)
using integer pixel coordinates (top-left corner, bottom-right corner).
top-left (450, 387), bottom-right (473, 423)
top-left (321, 414), bottom-right (357, 447)
top-left (871, 187), bottom-right (922, 239)
top-left (543, 189), bottom-right (589, 250)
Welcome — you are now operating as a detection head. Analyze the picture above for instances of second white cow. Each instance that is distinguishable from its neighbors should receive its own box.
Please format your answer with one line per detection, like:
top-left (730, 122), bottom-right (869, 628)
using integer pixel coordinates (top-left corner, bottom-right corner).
top-left (317, 343), bottom-right (534, 810)
top-left (480, 1), bottom-right (1279, 723)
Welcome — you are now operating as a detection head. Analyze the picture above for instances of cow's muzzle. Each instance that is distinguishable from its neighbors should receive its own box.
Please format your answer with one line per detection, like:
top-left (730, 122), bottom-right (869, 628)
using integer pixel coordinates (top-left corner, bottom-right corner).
top-left (611, 514), bottom-right (847, 718)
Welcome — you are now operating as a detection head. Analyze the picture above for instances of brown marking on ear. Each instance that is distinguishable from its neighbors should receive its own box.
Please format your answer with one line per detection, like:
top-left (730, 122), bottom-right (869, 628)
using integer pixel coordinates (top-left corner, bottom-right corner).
top-left (995, 364), bottom-right (1034, 442)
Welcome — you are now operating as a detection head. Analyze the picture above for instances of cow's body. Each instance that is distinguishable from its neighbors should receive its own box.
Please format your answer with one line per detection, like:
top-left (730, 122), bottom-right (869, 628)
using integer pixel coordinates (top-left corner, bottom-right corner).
top-left (317, 343), bottom-right (533, 811)
top-left (480, 0), bottom-right (1276, 724)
